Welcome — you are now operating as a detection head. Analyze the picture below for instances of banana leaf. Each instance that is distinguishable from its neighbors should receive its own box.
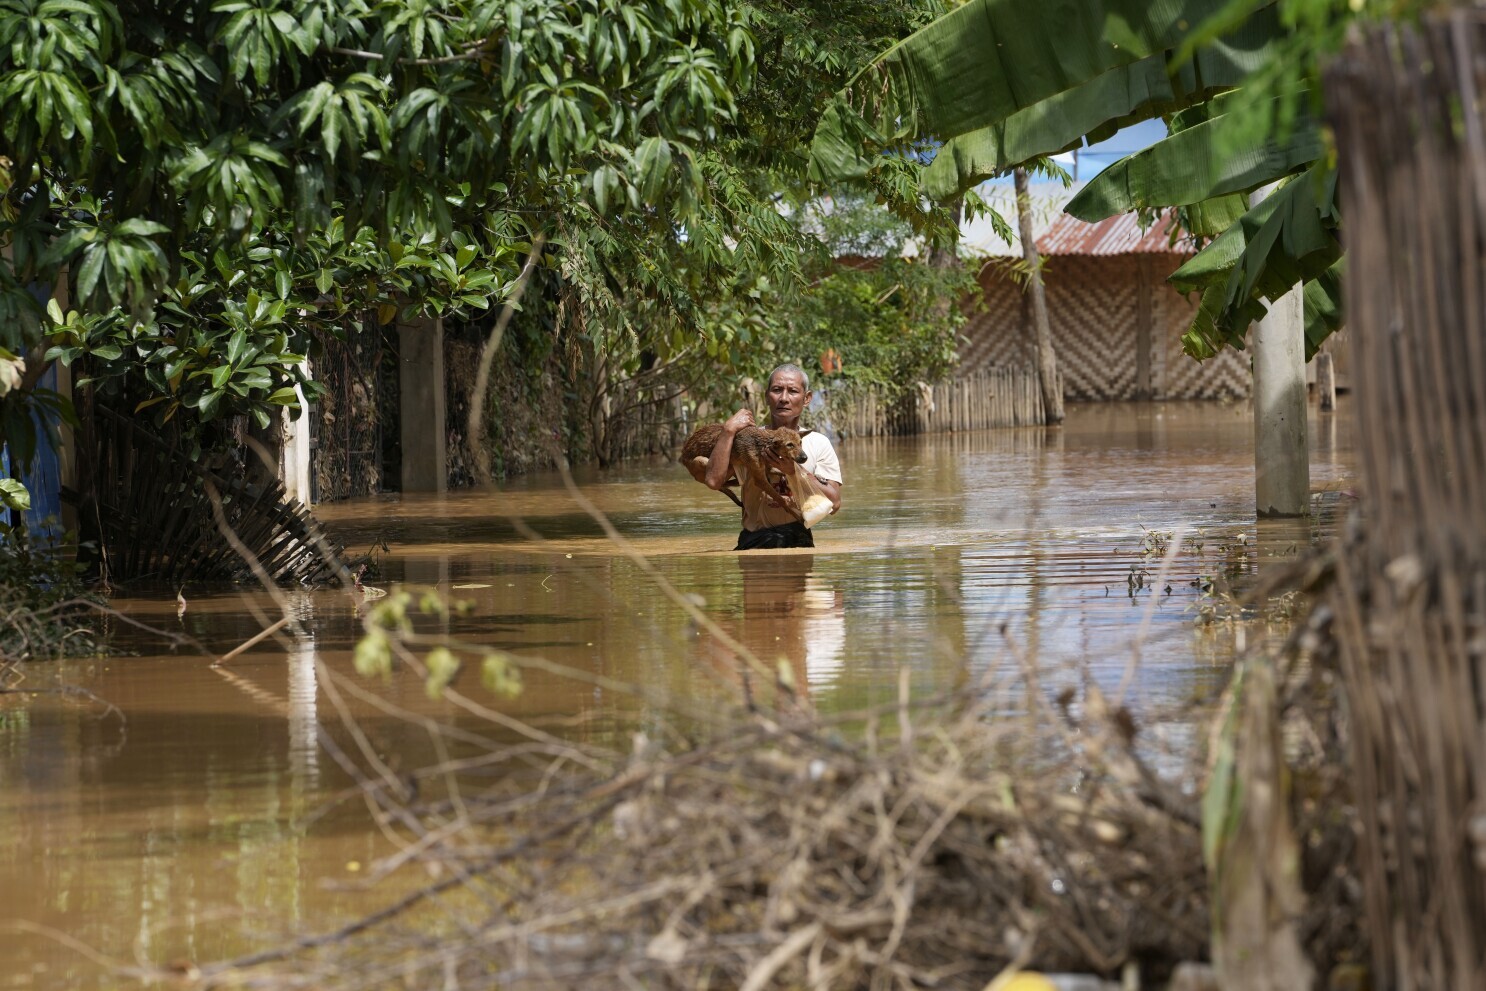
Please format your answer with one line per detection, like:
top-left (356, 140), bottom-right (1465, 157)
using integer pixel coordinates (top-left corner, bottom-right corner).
top-left (1180, 194), bottom-right (1250, 238)
top-left (1183, 263), bottom-right (1341, 360)
top-left (1168, 81), bottom-right (1296, 130)
top-left (810, 0), bottom-right (1280, 184)
top-left (1176, 166), bottom-right (1341, 358)
top-left (1182, 283), bottom-right (1268, 359)
top-left (920, 5), bottom-right (1287, 199)
top-left (1226, 165), bottom-right (1338, 304)
top-left (1065, 101), bottom-right (1324, 221)
top-left (1167, 87), bottom-right (1323, 240)
top-left (1302, 260), bottom-right (1343, 357)
top-left (1169, 190), bottom-right (1286, 294)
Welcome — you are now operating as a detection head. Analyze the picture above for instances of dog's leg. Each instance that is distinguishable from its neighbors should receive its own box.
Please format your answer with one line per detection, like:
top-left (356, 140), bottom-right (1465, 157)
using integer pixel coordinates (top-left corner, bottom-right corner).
top-left (754, 478), bottom-right (784, 507)
top-left (765, 467), bottom-right (805, 522)
top-left (684, 455), bottom-right (712, 488)
top-left (689, 454), bottom-right (742, 507)
top-left (753, 477), bottom-right (795, 514)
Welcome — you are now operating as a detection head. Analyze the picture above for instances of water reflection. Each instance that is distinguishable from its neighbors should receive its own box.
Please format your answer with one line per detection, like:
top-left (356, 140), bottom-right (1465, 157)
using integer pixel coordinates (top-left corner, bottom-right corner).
top-left (723, 554), bottom-right (848, 702)
top-left (285, 594), bottom-right (320, 791)
top-left (802, 571), bottom-right (847, 686)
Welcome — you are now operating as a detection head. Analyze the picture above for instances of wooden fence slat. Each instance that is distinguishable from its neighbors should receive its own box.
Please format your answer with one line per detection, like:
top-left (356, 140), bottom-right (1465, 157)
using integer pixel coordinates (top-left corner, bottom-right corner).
top-left (817, 363), bottom-right (1044, 440)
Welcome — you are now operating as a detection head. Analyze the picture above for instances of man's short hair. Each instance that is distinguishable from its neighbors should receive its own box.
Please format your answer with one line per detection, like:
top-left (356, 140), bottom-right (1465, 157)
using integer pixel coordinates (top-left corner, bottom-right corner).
top-left (768, 363), bottom-right (810, 392)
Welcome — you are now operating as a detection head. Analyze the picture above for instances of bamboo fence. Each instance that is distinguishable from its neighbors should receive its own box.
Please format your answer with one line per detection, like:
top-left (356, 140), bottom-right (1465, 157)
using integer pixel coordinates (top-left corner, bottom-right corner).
top-left (608, 364), bottom-right (1048, 464)
top-left (1327, 16), bottom-right (1486, 988)
top-left (605, 388), bottom-right (690, 461)
top-left (821, 363), bottom-right (1046, 439)
top-left (74, 404), bottom-right (339, 584)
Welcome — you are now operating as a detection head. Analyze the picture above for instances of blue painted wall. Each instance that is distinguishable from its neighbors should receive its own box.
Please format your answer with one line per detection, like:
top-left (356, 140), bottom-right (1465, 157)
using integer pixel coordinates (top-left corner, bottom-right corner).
top-left (2, 283), bottom-right (66, 541)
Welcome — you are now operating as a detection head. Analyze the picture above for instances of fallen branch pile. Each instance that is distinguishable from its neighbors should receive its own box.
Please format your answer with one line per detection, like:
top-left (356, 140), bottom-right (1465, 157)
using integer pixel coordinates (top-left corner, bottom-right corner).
top-left (206, 670), bottom-right (1222, 991)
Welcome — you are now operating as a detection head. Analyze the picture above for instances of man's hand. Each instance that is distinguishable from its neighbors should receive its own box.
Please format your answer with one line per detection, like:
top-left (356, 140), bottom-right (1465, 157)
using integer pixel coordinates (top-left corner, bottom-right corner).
top-left (704, 408), bottom-right (753, 491)
top-left (813, 476), bottom-right (842, 514)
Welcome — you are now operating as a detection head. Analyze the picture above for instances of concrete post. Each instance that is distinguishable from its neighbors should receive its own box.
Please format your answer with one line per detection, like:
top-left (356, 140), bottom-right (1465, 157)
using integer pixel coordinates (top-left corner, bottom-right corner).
top-left (1248, 180), bottom-right (1310, 518)
top-left (1315, 351), bottom-right (1337, 412)
top-left (280, 378), bottom-right (314, 504)
top-left (1252, 284), bottom-right (1310, 516)
top-left (398, 317), bottom-right (447, 493)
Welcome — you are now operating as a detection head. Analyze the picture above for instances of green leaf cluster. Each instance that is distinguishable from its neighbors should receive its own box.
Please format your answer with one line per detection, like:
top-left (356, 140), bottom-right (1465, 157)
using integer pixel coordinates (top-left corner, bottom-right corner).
top-left (0, 0), bottom-right (977, 475)
top-left (346, 582), bottom-right (521, 701)
top-left (508, 1), bottom-right (966, 464)
top-left (745, 194), bottom-right (971, 402)
top-left (1, 0), bottom-right (753, 269)
top-left (0, 0), bottom-right (767, 456)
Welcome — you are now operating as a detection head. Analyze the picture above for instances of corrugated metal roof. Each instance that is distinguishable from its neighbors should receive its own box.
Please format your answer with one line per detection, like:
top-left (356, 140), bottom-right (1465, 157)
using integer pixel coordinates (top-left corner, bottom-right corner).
top-left (1036, 210), bottom-right (1195, 256)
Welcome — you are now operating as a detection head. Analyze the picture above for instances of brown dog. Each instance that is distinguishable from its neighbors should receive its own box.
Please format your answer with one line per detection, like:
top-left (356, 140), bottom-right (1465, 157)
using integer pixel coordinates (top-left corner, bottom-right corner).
top-left (681, 423), bottom-right (808, 521)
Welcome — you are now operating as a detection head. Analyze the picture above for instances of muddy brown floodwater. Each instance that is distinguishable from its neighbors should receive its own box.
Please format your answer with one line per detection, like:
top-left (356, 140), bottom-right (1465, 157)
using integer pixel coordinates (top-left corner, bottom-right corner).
top-left (0, 401), bottom-right (1355, 988)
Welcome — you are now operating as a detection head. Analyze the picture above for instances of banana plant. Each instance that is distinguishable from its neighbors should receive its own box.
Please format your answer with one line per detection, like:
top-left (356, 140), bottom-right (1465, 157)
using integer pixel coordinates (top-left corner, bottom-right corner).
top-left (809, 0), bottom-right (1357, 358)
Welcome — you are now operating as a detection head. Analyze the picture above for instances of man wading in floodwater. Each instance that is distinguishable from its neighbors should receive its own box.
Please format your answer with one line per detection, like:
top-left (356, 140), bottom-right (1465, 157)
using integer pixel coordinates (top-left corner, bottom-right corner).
top-left (704, 364), bottom-right (843, 550)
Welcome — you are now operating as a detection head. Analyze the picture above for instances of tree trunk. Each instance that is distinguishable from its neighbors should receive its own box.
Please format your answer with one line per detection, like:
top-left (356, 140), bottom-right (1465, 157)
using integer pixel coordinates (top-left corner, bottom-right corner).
top-left (1327, 20), bottom-right (1486, 986)
top-left (1014, 168), bottom-right (1064, 424)
top-left (925, 196), bottom-right (962, 273)
top-left (399, 316), bottom-right (448, 493)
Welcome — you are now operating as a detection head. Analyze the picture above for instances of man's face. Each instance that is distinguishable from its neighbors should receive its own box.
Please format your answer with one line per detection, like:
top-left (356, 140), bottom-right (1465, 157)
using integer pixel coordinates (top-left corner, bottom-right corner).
top-left (767, 370), bottom-right (809, 424)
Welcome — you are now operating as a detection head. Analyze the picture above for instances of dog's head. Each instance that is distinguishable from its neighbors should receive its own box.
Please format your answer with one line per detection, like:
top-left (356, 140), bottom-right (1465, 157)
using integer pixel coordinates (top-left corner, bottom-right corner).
top-left (767, 428), bottom-right (808, 467)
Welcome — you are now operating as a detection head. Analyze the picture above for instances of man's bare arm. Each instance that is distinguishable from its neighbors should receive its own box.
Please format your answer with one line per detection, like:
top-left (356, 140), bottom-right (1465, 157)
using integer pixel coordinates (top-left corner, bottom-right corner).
top-left (815, 478), bottom-right (842, 513)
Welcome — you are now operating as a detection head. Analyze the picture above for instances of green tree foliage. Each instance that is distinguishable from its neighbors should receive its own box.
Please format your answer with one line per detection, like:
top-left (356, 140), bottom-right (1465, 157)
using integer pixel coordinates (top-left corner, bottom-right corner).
top-left (533, 0), bottom-right (972, 462)
top-left (1, 0), bottom-right (975, 481)
top-left (631, 191), bottom-right (970, 436)
top-left (720, 1), bottom-right (974, 395)
top-left (0, 0), bottom-right (755, 457)
top-left (758, 195), bottom-right (969, 396)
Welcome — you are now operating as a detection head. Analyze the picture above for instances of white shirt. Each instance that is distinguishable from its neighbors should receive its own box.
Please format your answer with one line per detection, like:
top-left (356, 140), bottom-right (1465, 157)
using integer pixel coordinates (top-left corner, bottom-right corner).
top-left (736, 430), bottom-right (842, 532)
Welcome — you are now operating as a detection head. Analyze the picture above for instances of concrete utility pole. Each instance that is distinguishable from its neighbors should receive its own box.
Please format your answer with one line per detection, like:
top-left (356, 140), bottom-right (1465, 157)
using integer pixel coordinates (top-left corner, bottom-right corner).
top-left (398, 316), bottom-right (448, 493)
top-left (1251, 282), bottom-right (1309, 516)
top-left (1247, 180), bottom-right (1309, 517)
top-left (1014, 167), bottom-right (1065, 425)
top-left (280, 380), bottom-right (313, 505)
top-left (1315, 350), bottom-right (1337, 412)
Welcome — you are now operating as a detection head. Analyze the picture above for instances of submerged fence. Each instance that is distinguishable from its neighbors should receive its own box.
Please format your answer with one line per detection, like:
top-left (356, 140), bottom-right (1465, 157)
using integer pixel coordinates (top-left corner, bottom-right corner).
top-left (822, 363), bottom-right (1047, 439)
top-left (603, 389), bottom-right (689, 462)
top-left (75, 405), bottom-right (339, 584)
top-left (599, 363), bottom-right (1048, 462)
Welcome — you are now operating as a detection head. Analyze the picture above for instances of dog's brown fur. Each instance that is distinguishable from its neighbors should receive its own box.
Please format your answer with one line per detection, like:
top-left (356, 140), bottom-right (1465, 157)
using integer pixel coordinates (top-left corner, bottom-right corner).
top-left (681, 423), bottom-right (808, 521)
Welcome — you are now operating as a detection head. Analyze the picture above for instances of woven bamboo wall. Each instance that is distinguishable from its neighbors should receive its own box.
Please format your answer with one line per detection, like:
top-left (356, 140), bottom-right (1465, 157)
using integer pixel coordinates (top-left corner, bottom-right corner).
top-left (960, 255), bottom-right (1251, 400)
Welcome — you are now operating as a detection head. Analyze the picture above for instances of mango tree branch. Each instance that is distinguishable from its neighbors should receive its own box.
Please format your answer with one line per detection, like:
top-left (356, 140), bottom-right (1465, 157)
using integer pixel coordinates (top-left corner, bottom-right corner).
top-left (466, 237), bottom-right (546, 484)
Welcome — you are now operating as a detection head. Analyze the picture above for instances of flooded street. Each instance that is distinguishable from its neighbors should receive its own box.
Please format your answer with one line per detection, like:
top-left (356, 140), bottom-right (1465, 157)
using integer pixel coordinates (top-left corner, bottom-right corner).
top-left (1, 400), bottom-right (1355, 988)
